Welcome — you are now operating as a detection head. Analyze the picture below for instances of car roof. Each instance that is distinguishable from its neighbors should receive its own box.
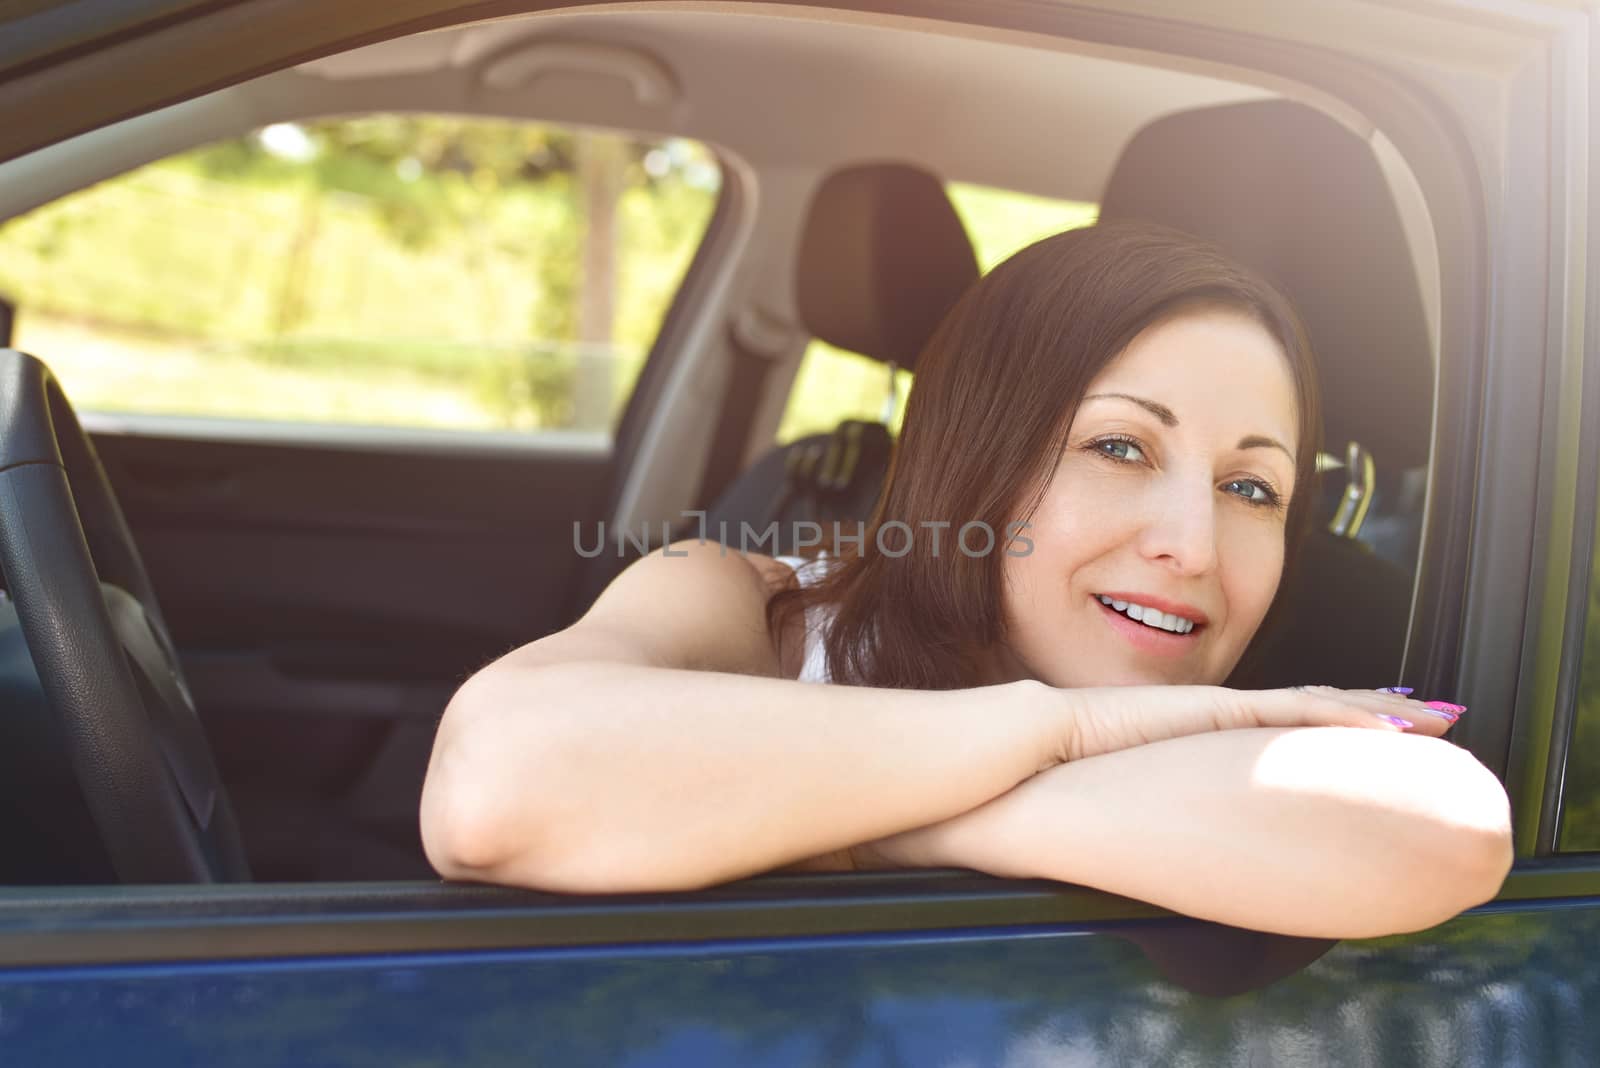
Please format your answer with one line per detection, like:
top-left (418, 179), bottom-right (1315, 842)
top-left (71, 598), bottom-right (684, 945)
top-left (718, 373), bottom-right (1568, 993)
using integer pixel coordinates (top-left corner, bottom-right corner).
top-left (288, 10), bottom-right (1284, 203)
top-left (0, 5), bottom-right (1424, 217)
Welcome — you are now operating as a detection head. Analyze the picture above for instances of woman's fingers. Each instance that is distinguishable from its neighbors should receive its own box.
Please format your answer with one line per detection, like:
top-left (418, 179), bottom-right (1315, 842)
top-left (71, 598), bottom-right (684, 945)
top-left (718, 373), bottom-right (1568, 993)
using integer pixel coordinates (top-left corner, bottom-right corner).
top-left (1258, 686), bottom-right (1462, 738)
top-left (1064, 684), bottom-right (1466, 763)
top-left (1328, 686), bottom-right (1464, 737)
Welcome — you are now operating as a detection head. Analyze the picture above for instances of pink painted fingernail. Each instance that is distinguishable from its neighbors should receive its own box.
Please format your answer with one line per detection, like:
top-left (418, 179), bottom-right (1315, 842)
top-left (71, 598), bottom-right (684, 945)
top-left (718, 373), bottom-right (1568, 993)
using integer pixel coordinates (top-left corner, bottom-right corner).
top-left (1420, 707), bottom-right (1460, 722)
top-left (1425, 701), bottom-right (1467, 715)
top-left (1376, 713), bottom-right (1414, 730)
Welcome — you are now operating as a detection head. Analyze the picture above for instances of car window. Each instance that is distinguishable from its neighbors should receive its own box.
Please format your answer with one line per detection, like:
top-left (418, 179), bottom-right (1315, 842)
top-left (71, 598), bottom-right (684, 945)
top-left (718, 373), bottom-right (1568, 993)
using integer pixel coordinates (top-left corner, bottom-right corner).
top-left (0, 115), bottom-right (721, 441)
top-left (1558, 488), bottom-right (1600, 851)
top-left (775, 183), bottom-right (1097, 443)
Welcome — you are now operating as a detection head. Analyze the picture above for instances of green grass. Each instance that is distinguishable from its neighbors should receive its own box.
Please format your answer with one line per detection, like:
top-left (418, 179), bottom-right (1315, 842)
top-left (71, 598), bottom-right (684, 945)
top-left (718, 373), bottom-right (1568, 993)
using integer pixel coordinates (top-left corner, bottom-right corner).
top-left (0, 151), bottom-right (700, 432)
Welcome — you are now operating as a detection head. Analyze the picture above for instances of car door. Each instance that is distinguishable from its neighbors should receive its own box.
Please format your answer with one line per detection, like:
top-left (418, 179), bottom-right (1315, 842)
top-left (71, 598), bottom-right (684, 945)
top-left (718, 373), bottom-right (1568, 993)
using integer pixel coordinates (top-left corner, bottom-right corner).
top-left (0, 112), bottom-right (729, 881)
top-left (2, 2), bottom-right (1599, 1067)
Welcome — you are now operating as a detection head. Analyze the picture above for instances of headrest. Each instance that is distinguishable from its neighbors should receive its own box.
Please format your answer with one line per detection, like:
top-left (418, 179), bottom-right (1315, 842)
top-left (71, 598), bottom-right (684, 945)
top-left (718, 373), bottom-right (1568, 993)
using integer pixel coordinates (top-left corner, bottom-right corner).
top-left (1100, 100), bottom-right (1433, 472)
top-left (795, 162), bottom-right (980, 375)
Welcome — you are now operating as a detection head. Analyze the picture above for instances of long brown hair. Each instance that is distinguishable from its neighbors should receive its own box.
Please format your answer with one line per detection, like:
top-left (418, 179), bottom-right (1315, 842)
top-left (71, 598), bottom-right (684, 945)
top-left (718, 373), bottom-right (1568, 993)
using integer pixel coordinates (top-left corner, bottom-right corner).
top-left (767, 220), bottom-right (1323, 690)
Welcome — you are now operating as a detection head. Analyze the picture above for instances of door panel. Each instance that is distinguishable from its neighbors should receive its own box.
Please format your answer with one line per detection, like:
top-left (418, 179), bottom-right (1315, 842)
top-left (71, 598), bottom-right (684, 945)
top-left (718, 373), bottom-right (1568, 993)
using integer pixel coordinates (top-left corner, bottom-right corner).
top-left (0, 889), bottom-right (1595, 1065)
top-left (92, 426), bottom-right (610, 880)
top-left (0, 105), bottom-right (727, 881)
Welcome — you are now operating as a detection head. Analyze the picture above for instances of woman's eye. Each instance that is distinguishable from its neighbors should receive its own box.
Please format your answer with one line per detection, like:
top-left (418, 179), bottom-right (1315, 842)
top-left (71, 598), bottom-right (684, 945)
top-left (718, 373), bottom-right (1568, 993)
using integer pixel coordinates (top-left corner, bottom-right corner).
top-left (1223, 478), bottom-right (1278, 506)
top-left (1096, 439), bottom-right (1146, 463)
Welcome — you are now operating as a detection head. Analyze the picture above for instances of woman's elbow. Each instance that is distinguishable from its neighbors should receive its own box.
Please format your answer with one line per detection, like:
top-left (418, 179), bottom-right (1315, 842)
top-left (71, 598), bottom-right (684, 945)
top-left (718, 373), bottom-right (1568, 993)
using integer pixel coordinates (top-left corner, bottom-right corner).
top-left (420, 670), bottom-right (564, 885)
top-left (420, 779), bottom-right (502, 883)
top-left (420, 666), bottom-right (693, 893)
top-left (1385, 741), bottom-right (1515, 931)
top-left (421, 756), bottom-right (709, 893)
top-left (1434, 748), bottom-right (1515, 907)
top-left (1455, 820), bottom-right (1515, 910)
top-left (421, 709), bottom-right (508, 881)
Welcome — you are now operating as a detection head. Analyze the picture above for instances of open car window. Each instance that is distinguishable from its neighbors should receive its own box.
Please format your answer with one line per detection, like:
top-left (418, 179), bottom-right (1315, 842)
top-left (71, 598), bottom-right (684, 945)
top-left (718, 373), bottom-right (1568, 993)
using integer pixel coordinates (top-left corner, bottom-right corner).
top-left (0, 0), bottom-right (1564, 923)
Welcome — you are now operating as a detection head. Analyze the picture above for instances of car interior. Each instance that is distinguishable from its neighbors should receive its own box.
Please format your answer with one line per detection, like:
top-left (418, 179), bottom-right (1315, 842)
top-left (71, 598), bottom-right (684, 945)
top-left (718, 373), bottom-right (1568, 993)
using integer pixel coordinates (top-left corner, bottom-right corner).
top-left (0, 7), bottom-right (1442, 887)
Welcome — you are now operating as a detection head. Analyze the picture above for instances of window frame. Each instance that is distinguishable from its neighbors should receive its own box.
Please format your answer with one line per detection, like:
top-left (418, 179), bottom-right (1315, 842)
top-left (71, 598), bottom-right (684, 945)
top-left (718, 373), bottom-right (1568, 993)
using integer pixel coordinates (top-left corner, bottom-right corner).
top-left (1538, 12), bottom-right (1600, 857)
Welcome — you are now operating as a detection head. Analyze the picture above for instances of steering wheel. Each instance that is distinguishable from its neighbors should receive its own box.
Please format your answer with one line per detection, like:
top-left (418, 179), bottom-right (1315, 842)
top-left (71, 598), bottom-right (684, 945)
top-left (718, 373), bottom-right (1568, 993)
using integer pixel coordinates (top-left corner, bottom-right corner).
top-left (0, 348), bottom-right (249, 882)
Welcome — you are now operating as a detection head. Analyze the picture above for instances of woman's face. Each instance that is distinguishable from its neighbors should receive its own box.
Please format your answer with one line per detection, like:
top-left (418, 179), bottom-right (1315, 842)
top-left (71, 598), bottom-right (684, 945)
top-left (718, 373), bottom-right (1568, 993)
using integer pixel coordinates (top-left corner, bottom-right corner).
top-left (994, 307), bottom-right (1301, 688)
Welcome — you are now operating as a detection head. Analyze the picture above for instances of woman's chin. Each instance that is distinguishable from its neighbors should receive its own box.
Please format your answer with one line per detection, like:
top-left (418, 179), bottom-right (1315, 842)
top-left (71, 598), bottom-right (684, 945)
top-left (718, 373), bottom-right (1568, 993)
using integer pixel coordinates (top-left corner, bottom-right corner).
top-left (1002, 634), bottom-right (1232, 689)
top-left (1048, 656), bottom-right (1222, 689)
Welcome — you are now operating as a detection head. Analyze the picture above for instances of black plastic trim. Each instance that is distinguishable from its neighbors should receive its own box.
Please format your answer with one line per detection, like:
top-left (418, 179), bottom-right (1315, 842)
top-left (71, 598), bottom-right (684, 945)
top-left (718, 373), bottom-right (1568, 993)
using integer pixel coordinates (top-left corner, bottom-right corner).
top-left (0, 0), bottom-right (239, 84)
top-left (567, 150), bottom-right (744, 623)
top-left (0, 861), bottom-right (1595, 970)
top-left (609, 151), bottom-right (738, 479)
top-left (0, 874), bottom-right (1167, 969)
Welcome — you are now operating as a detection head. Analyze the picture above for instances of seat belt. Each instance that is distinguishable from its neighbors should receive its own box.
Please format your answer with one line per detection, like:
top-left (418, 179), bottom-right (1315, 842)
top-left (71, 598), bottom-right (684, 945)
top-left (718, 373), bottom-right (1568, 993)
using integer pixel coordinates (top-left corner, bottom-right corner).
top-left (692, 307), bottom-right (794, 513)
top-left (1317, 442), bottom-right (1376, 539)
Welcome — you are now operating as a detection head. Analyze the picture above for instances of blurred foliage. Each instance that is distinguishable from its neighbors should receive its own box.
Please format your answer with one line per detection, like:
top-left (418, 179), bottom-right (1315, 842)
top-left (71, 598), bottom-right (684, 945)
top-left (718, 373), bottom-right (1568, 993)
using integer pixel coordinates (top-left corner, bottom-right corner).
top-left (0, 114), bottom-right (718, 432)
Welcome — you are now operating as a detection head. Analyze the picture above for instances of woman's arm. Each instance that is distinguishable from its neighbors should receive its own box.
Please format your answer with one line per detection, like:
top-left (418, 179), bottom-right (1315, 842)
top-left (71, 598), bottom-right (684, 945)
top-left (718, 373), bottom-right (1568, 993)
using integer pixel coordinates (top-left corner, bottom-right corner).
top-left (421, 539), bottom-right (1461, 896)
top-left (425, 660), bottom-right (1061, 892)
top-left (857, 726), bottom-right (1514, 939)
top-left (420, 540), bottom-right (1072, 892)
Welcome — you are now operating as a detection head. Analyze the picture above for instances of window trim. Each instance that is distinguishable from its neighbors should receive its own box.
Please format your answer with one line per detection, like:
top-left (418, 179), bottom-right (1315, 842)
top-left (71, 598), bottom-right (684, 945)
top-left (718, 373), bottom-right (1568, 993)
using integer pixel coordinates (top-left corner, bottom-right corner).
top-left (79, 412), bottom-right (614, 460)
top-left (1538, 12), bottom-right (1600, 857)
top-left (3, 863), bottom-right (1599, 969)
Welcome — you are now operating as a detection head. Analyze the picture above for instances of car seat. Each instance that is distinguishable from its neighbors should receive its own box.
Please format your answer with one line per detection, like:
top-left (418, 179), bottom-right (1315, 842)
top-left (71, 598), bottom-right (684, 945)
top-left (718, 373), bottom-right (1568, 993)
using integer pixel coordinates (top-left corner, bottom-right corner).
top-left (683, 161), bottom-right (982, 556)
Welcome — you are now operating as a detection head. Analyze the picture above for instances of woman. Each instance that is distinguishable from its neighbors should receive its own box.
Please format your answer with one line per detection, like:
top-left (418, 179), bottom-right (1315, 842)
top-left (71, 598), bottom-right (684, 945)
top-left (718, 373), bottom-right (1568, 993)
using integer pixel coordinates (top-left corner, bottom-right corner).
top-left (420, 222), bottom-right (1512, 940)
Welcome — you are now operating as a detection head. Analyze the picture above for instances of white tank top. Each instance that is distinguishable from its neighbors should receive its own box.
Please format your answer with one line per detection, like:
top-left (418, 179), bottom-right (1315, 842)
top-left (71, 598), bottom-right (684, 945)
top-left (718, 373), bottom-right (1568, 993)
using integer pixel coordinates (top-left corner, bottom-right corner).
top-left (772, 553), bottom-right (839, 683)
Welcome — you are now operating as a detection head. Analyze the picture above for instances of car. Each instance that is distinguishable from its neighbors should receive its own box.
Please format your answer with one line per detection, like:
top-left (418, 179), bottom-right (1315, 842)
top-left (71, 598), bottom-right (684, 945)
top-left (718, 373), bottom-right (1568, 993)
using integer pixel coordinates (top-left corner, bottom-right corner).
top-left (0, 0), bottom-right (1597, 1063)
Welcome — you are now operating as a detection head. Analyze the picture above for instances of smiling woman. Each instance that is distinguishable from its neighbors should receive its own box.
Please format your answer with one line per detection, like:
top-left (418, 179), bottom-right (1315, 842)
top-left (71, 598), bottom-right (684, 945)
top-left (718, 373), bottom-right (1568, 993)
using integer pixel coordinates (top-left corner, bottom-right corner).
top-left (420, 221), bottom-right (1511, 940)
top-left (763, 222), bottom-right (1323, 694)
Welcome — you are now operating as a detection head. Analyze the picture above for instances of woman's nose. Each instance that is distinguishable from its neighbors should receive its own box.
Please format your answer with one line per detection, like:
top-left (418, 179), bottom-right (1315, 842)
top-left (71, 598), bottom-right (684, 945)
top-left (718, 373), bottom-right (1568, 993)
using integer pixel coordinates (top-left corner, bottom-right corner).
top-left (1137, 478), bottom-right (1220, 576)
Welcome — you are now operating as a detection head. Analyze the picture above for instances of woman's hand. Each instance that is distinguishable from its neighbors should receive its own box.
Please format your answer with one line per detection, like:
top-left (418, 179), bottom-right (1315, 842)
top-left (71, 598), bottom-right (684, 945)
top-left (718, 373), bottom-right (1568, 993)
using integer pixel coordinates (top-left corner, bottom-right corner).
top-left (1058, 685), bottom-right (1460, 763)
top-left (856, 724), bottom-right (1511, 938)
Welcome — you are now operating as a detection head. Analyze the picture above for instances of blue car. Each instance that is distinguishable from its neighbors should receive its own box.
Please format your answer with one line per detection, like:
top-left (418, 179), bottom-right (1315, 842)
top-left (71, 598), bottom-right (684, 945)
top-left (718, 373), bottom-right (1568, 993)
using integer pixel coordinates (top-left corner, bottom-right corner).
top-left (0, 0), bottom-right (1597, 1063)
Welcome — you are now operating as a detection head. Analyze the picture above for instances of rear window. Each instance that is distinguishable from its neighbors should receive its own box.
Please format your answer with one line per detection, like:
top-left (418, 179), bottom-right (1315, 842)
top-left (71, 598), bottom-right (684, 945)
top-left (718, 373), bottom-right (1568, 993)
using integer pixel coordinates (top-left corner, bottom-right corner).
top-left (0, 115), bottom-right (722, 440)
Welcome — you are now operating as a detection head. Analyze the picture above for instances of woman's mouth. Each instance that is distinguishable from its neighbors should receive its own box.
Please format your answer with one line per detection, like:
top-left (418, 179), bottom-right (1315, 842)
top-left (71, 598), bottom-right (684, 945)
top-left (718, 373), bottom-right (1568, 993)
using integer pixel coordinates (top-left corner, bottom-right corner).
top-left (1094, 591), bottom-right (1203, 658)
top-left (1095, 594), bottom-right (1199, 634)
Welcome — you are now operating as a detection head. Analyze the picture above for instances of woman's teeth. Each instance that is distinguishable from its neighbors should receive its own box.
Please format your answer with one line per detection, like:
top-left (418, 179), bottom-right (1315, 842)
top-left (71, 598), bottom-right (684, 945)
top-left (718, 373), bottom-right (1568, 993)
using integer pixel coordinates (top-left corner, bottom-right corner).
top-left (1097, 595), bottom-right (1196, 635)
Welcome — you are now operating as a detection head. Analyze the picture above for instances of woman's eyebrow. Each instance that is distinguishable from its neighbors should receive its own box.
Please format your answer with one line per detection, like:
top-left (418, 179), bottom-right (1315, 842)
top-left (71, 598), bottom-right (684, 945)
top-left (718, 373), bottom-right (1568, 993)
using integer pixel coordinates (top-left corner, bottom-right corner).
top-left (1085, 393), bottom-right (1294, 462)
top-left (1083, 392), bottom-right (1176, 426)
top-left (1237, 435), bottom-right (1295, 462)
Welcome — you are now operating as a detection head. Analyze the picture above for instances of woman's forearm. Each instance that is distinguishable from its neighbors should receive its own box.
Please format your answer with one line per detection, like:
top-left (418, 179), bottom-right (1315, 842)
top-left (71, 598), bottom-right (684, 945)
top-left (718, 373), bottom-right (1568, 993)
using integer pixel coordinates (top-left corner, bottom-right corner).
top-left (864, 726), bottom-right (1514, 939)
top-left (421, 663), bottom-right (1067, 892)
